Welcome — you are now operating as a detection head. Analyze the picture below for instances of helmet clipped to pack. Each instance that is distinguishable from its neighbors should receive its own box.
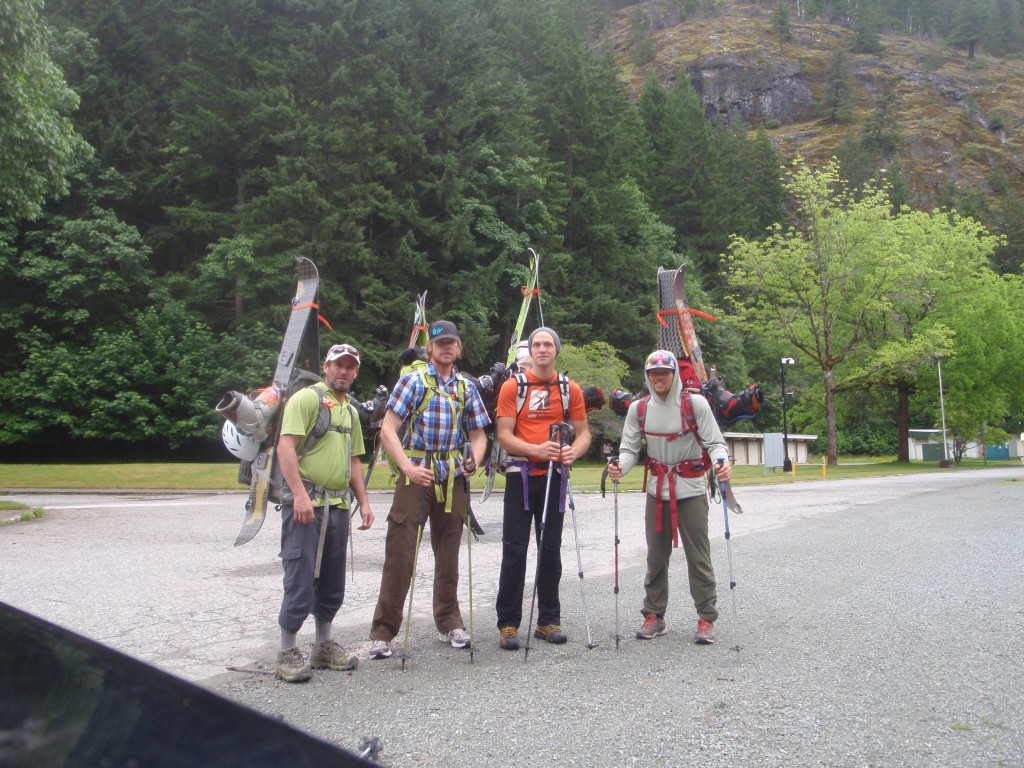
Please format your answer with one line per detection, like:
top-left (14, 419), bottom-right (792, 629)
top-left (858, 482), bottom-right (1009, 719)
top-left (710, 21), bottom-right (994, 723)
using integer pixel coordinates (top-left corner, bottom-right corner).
top-left (221, 420), bottom-right (261, 462)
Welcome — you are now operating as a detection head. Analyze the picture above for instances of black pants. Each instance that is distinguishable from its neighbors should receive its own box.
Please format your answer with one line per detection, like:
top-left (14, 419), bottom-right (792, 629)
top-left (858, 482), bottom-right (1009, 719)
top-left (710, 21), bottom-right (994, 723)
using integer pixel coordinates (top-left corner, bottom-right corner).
top-left (495, 469), bottom-right (565, 629)
top-left (277, 504), bottom-right (349, 633)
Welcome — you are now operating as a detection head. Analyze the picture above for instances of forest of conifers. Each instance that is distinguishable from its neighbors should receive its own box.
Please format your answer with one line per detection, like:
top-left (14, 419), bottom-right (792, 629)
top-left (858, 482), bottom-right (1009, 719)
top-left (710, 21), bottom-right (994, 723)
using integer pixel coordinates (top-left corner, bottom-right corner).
top-left (2, 0), bottom-right (1022, 461)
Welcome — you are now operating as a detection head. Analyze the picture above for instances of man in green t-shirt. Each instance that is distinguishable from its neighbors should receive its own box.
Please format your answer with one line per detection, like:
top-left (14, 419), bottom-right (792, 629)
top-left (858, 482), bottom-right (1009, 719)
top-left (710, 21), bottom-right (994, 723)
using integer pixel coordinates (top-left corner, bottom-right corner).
top-left (274, 342), bottom-right (375, 682)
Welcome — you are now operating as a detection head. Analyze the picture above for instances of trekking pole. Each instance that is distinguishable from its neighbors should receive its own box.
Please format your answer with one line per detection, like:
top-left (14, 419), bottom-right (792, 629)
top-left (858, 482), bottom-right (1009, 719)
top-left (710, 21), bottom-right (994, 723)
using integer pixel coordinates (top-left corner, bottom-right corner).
top-left (401, 474), bottom-right (431, 670)
top-left (523, 424), bottom-right (560, 663)
top-left (463, 442), bottom-right (476, 663)
top-left (716, 458), bottom-right (741, 655)
top-left (563, 427), bottom-right (597, 649)
top-left (565, 475), bottom-right (598, 651)
top-left (608, 453), bottom-right (622, 650)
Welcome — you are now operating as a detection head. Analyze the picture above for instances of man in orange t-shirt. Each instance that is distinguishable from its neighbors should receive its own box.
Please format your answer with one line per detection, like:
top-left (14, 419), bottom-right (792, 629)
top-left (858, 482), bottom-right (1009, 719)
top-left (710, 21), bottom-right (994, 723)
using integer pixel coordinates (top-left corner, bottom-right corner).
top-left (493, 327), bottom-right (592, 651)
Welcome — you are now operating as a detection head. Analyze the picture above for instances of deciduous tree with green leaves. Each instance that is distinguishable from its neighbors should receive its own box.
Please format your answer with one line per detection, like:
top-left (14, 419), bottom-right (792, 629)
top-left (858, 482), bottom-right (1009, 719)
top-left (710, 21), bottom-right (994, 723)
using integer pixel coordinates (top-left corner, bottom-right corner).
top-left (724, 157), bottom-right (1003, 462)
top-left (1, 0), bottom-right (91, 218)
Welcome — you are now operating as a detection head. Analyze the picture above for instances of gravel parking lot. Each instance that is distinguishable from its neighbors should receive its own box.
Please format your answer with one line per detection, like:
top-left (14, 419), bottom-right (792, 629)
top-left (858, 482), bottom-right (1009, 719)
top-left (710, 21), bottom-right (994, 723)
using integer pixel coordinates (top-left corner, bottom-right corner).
top-left (2, 468), bottom-right (1022, 766)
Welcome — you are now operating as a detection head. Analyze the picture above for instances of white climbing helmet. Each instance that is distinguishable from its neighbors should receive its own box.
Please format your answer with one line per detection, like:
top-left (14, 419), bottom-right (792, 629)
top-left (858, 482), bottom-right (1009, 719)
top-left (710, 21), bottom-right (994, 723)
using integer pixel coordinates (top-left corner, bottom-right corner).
top-left (221, 419), bottom-right (260, 461)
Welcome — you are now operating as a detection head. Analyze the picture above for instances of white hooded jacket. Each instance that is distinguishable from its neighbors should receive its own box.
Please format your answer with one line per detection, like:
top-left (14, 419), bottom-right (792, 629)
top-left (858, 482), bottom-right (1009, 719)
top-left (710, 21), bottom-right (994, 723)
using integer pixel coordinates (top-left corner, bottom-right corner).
top-left (616, 353), bottom-right (729, 500)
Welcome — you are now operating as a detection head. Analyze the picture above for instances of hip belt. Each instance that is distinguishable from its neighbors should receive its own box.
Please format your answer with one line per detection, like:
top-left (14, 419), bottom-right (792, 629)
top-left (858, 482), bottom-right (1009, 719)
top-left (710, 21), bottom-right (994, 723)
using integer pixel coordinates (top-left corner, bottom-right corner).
top-left (405, 449), bottom-right (456, 512)
top-left (647, 456), bottom-right (709, 547)
top-left (505, 458), bottom-right (567, 514)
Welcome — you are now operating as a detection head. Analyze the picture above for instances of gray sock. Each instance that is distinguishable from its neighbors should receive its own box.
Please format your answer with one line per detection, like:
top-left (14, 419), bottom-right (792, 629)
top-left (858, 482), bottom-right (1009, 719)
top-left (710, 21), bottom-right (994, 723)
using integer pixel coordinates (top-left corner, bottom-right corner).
top-left (280, 628), bottom-right (298, 650)
top-left (314, 617), bottom-right (332, 645)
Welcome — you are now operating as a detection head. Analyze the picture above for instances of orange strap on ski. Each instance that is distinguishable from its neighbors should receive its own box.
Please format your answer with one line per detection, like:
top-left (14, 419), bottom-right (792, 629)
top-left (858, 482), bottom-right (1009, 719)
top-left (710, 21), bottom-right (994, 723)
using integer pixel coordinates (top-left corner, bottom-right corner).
top-left (656, 308), bottom-right (717, 329)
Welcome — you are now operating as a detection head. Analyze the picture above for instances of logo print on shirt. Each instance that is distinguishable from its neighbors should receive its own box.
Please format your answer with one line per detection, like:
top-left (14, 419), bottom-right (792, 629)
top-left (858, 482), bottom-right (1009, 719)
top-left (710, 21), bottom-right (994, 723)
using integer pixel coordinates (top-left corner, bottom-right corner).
top-left (529, 388), bottom-right (549, 411)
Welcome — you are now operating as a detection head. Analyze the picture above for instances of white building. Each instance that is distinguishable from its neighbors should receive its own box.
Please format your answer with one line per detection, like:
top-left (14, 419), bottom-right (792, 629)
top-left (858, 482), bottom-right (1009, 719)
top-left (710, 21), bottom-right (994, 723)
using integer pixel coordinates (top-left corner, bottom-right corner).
top-left (723, 432), bottom-right (817, 467)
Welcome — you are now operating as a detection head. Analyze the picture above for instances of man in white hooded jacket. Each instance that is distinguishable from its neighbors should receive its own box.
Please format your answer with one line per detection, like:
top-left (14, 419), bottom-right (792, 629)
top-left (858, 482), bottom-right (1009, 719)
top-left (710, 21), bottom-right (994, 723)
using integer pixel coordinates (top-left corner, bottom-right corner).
top-left (607, 349), bottom-right (732, 644)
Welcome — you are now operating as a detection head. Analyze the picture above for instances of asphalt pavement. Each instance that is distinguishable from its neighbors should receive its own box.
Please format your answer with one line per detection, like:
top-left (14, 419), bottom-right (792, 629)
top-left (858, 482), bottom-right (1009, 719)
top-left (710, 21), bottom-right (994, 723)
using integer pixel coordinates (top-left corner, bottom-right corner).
top-left (1, 468), bottom-right (1022, 767)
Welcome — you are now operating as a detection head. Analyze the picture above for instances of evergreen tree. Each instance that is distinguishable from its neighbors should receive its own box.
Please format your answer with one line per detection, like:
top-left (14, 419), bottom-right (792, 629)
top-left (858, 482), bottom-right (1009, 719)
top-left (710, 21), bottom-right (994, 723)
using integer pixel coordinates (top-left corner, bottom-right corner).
top-left (850, 9), bottom-right (885, 54)
top-left (819, 50), bottom-right (855, 124)
top-left (949, 0), bottom-right (988, 58)
top-left (772, 3), bottom-right (793, 54)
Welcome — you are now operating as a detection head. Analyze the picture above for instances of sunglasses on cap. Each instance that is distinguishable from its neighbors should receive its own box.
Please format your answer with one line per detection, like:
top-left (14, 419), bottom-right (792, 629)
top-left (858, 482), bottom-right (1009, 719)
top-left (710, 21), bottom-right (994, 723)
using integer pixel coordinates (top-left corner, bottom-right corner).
top-left (325, 343), bottom-right (360, 365)
top-left (645, 352), bottom-right (675, 370)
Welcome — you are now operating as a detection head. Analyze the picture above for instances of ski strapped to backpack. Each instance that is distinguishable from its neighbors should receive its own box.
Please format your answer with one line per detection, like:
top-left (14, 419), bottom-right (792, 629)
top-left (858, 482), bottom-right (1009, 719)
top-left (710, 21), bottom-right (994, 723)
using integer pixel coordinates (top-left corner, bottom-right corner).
top-left (636, 390), bottom-right (711, 548)
top-left (481, 247), bottom-right (543, 503)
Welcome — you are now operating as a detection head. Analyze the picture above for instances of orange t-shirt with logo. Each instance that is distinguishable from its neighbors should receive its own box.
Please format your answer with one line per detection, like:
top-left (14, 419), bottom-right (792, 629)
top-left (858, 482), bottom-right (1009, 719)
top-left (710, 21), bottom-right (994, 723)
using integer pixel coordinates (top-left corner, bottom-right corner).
top-left (496, 371), bottom-right (587, 467)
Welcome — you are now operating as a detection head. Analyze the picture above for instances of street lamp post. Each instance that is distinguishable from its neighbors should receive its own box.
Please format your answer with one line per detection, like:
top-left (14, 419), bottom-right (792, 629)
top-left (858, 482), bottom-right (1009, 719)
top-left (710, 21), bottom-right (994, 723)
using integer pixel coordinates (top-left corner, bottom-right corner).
top-left (781, 357), bottom-right (796, 472)
top-left (937, 355), bottom-right (949, 461)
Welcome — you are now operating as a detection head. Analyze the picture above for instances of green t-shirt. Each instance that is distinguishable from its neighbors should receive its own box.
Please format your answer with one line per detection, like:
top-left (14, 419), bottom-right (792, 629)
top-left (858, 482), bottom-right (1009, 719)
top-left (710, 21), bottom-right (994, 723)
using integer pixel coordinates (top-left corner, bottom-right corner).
top-left (280, 383), bottom-right (365, 506)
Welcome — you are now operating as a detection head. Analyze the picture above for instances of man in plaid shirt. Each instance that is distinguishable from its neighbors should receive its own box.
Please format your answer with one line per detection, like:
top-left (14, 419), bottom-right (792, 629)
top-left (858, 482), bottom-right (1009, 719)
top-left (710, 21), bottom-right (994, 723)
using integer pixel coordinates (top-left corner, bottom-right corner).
top-left (369, 320), bottom-right (490, 659)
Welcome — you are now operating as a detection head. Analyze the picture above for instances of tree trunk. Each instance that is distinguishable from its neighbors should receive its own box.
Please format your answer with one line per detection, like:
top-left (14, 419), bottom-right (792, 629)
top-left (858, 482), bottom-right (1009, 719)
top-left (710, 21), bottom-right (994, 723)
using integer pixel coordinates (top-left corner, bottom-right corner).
top-left (824, 366), bottom-right (839, 465)
top-left (896, 378), bottom-right (911, 462)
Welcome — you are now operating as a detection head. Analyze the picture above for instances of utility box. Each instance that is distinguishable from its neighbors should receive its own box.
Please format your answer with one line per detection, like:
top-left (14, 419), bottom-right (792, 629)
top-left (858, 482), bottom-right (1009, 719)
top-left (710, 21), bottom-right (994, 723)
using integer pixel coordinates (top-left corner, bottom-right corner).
top-left (921, 443), bottom-right (945, 462)
top-left (763, 433), bottom-right (785, 469)
top-left (986, 444), bottom-right (1009, 460)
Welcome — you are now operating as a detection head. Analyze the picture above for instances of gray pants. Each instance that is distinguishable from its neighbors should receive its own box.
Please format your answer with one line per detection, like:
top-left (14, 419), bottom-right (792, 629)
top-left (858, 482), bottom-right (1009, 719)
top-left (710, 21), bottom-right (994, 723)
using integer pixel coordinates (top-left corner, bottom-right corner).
top-left (641, 492), bottom-right (718, 622)
top-left (278, 504), bottom-right (349, 633)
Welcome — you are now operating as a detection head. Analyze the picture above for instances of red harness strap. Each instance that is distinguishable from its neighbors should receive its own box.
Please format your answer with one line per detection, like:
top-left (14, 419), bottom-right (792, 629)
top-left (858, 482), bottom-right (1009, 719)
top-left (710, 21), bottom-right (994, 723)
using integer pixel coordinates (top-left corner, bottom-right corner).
top-left (638, 393), bottom-right (711, 547)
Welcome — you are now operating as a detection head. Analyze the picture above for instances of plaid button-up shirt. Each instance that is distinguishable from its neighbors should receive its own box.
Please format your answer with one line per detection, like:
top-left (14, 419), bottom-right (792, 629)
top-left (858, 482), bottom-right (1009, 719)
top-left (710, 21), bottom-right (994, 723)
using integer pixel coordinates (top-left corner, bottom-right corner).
top-left (387, 362), bottom-right (490, 482)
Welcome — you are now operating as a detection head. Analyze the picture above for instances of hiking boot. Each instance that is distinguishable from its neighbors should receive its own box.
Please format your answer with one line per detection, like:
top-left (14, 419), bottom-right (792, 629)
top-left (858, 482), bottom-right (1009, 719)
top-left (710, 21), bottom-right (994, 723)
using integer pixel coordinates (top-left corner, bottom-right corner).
top-left (498, 626), bottom-right (520, 651)
top-left (276, 647), bottom-right (312, 682)
top-left (533, 624), bottom-right (568, 644)
top-left (695, 618), bottom-right (717, 645)
top-left (310, 640), bottom-right (359, 670)
top-left (369, 639), bottom-right (393, 659)
top-left (438, 627), bottom-right (471, 648)
top-left (636, 614), bottom-right (668, 640)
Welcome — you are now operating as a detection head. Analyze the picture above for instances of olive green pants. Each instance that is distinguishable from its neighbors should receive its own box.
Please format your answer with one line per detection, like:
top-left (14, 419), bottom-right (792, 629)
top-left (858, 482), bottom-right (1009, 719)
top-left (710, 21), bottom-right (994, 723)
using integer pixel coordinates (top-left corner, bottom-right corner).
top-left (641, 492), bottom-right (718, 622)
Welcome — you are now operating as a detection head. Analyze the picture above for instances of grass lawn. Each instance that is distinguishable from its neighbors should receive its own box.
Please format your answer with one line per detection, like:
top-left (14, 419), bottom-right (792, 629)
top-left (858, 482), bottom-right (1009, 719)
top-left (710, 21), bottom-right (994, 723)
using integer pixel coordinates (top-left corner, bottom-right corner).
top-left (0, 456), bottom-right (1019, 492)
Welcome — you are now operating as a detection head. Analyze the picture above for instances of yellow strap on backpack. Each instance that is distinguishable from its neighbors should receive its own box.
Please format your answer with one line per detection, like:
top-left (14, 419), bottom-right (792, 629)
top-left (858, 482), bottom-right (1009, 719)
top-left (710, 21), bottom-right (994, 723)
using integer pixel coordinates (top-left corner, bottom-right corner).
top-left (405, 449), bottom-right (455, 513)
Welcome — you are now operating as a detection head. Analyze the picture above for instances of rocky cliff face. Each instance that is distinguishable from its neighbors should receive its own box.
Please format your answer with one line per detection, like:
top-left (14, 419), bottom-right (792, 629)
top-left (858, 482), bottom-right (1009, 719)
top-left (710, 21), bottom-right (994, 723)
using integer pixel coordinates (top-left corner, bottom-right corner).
top-left (686, 54), bottom-right (814, 125)
top-left (599, 0), bottom-right (1024, 207)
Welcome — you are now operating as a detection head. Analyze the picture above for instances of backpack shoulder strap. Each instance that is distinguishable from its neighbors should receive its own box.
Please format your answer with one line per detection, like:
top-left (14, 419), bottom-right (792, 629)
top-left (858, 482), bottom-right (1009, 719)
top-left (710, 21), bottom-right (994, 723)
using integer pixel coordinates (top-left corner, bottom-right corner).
top-left (514, 372), bottom-right (529, 415)
top-left (680, 391), bottom-right (702, 446)
top-left (514, 372), bottom-right (571, 419)
top-left (411, 367), bottom-right (436, 421)
top-left (637, 395), bottom-right (650, 437)
top-left (412, 367), bottom-right (465, 422)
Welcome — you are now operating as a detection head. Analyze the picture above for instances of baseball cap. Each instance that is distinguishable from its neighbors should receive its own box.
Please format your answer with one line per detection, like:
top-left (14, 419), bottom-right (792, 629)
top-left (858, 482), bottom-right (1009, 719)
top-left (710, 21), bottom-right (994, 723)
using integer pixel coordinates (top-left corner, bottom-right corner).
top-left (324, 343), bottom-right (360, 365)
top-left (644, 350), bottom-right (677, 371)
top-left (428, 320), bottom-right (461, 342)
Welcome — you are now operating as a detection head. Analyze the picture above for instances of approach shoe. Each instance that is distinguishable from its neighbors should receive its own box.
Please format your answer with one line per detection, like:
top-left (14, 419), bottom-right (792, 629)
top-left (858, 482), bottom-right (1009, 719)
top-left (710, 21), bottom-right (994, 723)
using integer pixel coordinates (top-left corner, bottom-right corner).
top-left (311, 639), bottom-right (359, 670)
top-left (636, 614), bottom-right (668, 640)
top-left (439, 628), bottom-right (471, 649)
top-left (369, 639), bottom-right (393, 659)
top-left (276, 647), bottom-right (312, 683)
top-left (533, 624), bottom-right (568, 644)
top-left (498, 626), bottom-right (520, 651)
top-left (695, 618), bottom-right (717, 645)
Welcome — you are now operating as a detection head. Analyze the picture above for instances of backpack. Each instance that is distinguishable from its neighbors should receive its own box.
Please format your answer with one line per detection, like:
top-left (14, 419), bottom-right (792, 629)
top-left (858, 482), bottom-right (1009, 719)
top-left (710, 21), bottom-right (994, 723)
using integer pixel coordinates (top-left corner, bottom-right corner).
top-left (267, 382), bottom-right (357, 503)
top-left (387, 357), bottom-right (469, 483)
top-left (512, 371), bottom-right (570, 419)
top-left (637, 390), bottom-right (712, 548)
top-left (636, 390), bottom-right (711, 480)
top-left (496, 372), bottom-right (571, 475)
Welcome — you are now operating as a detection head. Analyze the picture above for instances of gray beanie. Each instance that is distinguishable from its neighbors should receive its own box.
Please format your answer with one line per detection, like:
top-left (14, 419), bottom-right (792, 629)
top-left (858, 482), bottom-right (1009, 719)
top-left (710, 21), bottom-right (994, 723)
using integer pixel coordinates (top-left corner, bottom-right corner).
top-left (528, 326), bottom-right (561, 353)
